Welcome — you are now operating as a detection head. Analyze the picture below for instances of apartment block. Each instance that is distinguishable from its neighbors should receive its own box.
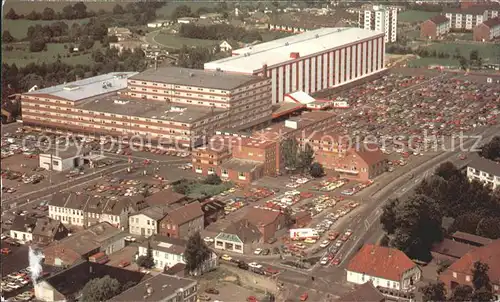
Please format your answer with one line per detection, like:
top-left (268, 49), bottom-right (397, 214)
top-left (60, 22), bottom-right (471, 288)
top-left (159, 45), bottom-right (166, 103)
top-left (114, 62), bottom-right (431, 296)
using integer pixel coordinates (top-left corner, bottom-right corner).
top-left (359, 5), bottom-right (397, 43)
top-left (420, 15), bottom-right (451, 39)
top-left (473, 16), bottom-right (500, 41)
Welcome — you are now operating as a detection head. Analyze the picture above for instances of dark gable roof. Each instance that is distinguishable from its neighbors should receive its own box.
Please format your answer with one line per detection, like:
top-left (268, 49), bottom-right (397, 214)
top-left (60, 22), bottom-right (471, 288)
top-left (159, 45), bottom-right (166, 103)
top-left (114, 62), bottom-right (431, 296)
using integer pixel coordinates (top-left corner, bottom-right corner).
top-left (224, 219), bottom-right (262, 243)
top-left (431, 238), bottom-right (475, 259)
top-left (10, 215), bottom-right (37, 232)
top-left (339, 282), bottom-right (386, 302)
top-left (165, 202), bottom-right (204, 226)
top-left (140, 235), bottom-right (187, 255)
top-left (49, 192), bottom-right (91, 210)
top-left (245, 207), bottom-right (282, 227)
top-left (429, 15), bottom-right (449, 24)
top-left (44, 261), bottom-right (147, 298)
top-left (483, 16), bottom-right (500, 28)
top-left (33, 218), bottom-right (65, 238)
top-left (468, 154), bottom-right (500, 177)
top-left (145, 189), bottom-right (185, 207)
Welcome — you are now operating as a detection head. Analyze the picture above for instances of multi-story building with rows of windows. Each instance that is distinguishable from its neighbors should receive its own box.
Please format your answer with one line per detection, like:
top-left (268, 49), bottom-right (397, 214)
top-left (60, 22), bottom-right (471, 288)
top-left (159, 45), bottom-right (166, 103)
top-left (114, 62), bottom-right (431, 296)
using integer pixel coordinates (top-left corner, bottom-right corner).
top-left (21, 68), bottom-right (272, 148)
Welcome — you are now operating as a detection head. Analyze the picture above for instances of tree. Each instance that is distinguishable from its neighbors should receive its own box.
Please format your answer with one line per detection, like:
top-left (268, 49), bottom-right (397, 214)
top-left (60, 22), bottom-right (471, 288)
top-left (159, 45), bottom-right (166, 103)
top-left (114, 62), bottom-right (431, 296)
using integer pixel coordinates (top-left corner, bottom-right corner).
top-left (383, 194), bottom-right (443, 261)
top-left (113, 4), bottom-right (125, 14)
top-left (434, 161), bottom-right (461, 181)
top-left (283, 207), bottom-right (295, 228)
top-left (204, 174), bottom-right (222, 185)
top-left (29, 38), bottom-right (46, 52)
top-left (480, 136), bottom-right (500, 161)
top-left (471, 287), bottom-right (494, 302)
top-left (2, 31), bottom-right (15, 43)
top-left (476, 217), bottom-right (500, 239)
top-left (380, 198), bottom-right (399, 234)
top-left (419, 282), bottom-right (446, 302)
top-left (184, 232), bottom-right (211, 275)
top-left (459, 56), bottom-right (469, 71)
top-left (472, 261), bottom-right (492, 291)
top-left (73, 2), bottom-right (88, 19)
top-left (281, 138), bottom-right (299, 172)
top-left (26, 10), bottom-right (41, 20)
top-left (298, 143), bottom-right (314, 172)
top-left (41, 7), bottom-right (56, 20)
top-left (310, 162), bottom-right (324, 178)
top-left (81, 275), bottom-right (121, 302)
top-left (172, 5), bottom-right (192, 20)
top-left (136, 241), bottom-right (155, 269)
top-left (449, 285), bottom-right (473, 302)
top-left (5, 8), bottom-right (19, 20)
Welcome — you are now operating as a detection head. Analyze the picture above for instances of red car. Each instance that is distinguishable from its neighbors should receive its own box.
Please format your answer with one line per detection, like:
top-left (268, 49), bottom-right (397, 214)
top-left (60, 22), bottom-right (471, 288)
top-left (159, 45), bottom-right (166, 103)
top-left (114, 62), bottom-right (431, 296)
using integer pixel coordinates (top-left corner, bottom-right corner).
top-left (118, 260), bottom-right (130, 268)
top-left (265, 267), bottom-right (279, 275)
top-left (1, 248), bottom-right (11, 255)
top-left (300, 292), bottom-right (309, 301)
top-left (332, 258), bottom-right (341, 266)
top-left (247, 296), bottom-right (258, 302)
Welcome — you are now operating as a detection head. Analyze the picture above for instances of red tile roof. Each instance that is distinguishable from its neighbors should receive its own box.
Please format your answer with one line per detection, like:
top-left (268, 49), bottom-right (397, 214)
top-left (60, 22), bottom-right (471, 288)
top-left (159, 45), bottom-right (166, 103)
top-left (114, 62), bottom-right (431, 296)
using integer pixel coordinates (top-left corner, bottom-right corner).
top-left (483, 16), bottom-right (500, 28)
top-left (354, 145), bottom-right (386, 166)
top-left (443, 239), bottom-right (500, 287)
top-left (429, 15), bottom-right (449, 25)
top-left (164, 201), bottom-right (204, 226)
top-left (347, 244), bottom-right (417, 281)
top-left (245, 207), bottom-right (282, 227)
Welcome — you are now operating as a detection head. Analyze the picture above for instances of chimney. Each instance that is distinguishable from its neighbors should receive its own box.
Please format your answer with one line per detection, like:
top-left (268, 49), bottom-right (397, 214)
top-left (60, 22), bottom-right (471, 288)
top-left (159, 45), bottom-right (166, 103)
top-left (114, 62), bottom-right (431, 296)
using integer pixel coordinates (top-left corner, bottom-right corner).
top-left (290, 52), bottom-right (300, 60)
top-left (262, 64), bottom-right (268, 78)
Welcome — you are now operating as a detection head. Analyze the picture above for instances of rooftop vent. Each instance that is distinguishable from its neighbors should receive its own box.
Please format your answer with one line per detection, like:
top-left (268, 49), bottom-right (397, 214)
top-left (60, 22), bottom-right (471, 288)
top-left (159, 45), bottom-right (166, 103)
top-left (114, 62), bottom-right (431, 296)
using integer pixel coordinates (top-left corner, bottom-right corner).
top-left (285, 42), bottom-right (289, 46)
top-left (170, 106), bottom-right (187, 113)
top-left (189, 73), bottom-right (194, 77)
top-left (63, 85), bottom-right (80, 91)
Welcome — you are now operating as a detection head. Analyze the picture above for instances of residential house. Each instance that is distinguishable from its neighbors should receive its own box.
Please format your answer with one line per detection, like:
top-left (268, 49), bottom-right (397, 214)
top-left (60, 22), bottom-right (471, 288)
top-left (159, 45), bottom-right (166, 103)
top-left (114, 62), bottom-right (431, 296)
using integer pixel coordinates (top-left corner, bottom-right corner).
top-left (466, 154), bottom-right (500, 190)
top-left (43, 222), bottom-right (126, 267)
top-left (431, 238), bottom-right (476, 263)
top-left (346, 244), bottom-right (421, 294)
top-left (147, 20), bottom-right (173, 28)
top-left (200, 13), bottom-right (223, 20)
top-left (244, 207), bottom-right (284, 243)
top-left (34, 262), bottom-right (146, 302)
top-left (219, 40), bottom-right (240, 52)
top-left (48, 192), bottom-right (90, 227)
top-left (9, 216), bottom-right (68, 245)
top-left (137, 235), bottom-right (218, 274)
top-left (107, 27), bottom-right (132, 41)
top-left (420, 15), bottom-right (451, 39)
top-left (109, 273), bottom-right (197, 302)
top-left (474, 16), bottom-right (500, 41)
top-left (201, 199), bottom-right (226, 227)
top-left (214, 219), bottom-right (262, 254)
top-left (439, 240), bottom-right (500, 301)
top-left (339, 282), bottom-right (387, 302)
top-left (99, 195), bottom-right (148, 230)
top-left (159, 202), bottom-right (204, 239)
top-left (443, 4), bottom-right (500, 30)
top-left (129, 206), bottom-right (165, 237)
top-left (109, 41), bottom-right (145, 54)
top-left (177, 17), bottom-right (198, 24)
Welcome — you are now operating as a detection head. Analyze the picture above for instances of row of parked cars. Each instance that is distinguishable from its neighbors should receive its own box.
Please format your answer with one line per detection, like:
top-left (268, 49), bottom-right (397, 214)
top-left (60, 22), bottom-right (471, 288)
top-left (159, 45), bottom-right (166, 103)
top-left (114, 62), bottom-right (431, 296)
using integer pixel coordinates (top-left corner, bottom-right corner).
top-left (219, 254), bottom-right (279, 277)
top-left (0, 267), bottom-right (36, 299)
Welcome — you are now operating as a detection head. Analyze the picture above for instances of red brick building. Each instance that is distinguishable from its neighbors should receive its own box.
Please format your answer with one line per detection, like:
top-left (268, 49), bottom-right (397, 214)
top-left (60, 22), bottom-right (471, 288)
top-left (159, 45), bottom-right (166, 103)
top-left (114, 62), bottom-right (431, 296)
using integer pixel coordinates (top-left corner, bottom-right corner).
top-left (420, 15), bottom-right (450, 40)
top-left (158, 202), bottom-right (204, 240)
top-left (439, 239), bottom-right (500, 300)
top-left (473, 17), bottom-right (500, 41)
top-left (244, 207), bottom-right (285, 242)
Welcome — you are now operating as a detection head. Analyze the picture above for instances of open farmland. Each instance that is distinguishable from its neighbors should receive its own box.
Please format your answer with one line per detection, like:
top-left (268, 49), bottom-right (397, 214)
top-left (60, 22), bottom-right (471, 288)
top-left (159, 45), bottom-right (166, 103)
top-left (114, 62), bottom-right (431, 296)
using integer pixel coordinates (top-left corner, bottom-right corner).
top-left (398, 10), bottom-right (440, 22)
top-left (153, 32), bottom-right (219, 49)
top-left (2, 42), bottom-right (102, 67)
top-left (3, 1), bottom-right (116, 15)
top-left (2, 18), bottom-right (90, 40)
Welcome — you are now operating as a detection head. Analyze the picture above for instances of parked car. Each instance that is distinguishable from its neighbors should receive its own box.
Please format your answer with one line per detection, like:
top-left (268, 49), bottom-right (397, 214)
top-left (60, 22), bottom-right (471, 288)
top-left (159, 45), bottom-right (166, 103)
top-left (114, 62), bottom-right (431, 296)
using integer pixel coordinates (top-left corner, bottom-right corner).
top-left (320, 257), bottom-right (329, 265)
top-left (221, 254), bottom-right (232, 262)
top-left (262, 248), bottom-right (270, 255)
top-left (118, 260), bottom-right (130, 268)
top-left (319, 240), bottom-right (330, 248)
top-left (205, 288), bottom-right (219, 295)
top-left (248, 262), bottom-right (262, 269)
top-left (238, 262), bottom-right (249, 270)
top-left (253, 248), bottom-right (262, 255)
top-left (204, 237), bottom-right (214, 244)
top-left (300, 292), bottom-right (309, 301)
top-left (198, 294), bottom-right (211, 301)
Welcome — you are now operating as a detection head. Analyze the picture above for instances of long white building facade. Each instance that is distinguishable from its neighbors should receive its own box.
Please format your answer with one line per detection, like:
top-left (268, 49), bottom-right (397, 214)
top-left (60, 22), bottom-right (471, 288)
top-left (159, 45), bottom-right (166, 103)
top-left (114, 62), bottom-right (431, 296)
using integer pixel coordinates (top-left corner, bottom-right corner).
top-left (205, 28), bottom-right (386, 104)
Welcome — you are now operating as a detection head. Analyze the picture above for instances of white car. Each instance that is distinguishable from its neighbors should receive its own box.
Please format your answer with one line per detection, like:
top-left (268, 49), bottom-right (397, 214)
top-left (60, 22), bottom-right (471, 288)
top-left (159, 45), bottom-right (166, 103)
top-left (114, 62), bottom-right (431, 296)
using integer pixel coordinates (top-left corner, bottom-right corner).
top-left (204, 237), bottom-right (214, 244)
top-left (319, 240), bottom-right (330, 248)
top-left (335, 240), bottom-right (343, 247)
top-left (124, 236), bottom-right (137, 242)
top-left (253, 248), bottom-right (263, 255)
top-left (320, 257), bottom-right (329, 265)
top-left (248, 262), bottom-right (262, 269)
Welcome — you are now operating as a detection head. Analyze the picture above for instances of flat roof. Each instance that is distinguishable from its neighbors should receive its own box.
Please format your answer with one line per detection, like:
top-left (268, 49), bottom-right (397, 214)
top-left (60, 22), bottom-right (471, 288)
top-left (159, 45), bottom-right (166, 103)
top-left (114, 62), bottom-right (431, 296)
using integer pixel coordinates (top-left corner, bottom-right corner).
top-left (130, 67), bottom-right (264, 90)
top-left (81, 96), bottom-right (225, 123)
top-left (205, 28), bottom-right (383, 73)
top-left (25, 72), bottom-right (138, 102)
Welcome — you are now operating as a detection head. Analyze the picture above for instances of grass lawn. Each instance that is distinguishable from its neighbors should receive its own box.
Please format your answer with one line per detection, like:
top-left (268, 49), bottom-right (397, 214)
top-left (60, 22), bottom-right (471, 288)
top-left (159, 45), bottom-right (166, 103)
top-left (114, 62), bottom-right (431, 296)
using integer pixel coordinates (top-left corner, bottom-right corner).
top-left (3, 18), bottom-right (90, 40)
top-left (3, 2), bottom-right (116, 14)
top-left (2, 42), bottom-right (102, 67)
top-left (425, 42), bottom-right (499, 62)
top-left (407, 57), bottom-right (460, 68)
top-left (398, 10), bottom-right (440, 23)
top-left (154, 33), bottom-right (219, 49)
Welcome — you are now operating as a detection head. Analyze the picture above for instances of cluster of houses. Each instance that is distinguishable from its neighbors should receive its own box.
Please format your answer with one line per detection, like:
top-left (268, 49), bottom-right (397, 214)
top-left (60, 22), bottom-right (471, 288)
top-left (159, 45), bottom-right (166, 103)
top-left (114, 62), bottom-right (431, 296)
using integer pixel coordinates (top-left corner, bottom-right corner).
top-left (420, 3), bottom-right (500, 41)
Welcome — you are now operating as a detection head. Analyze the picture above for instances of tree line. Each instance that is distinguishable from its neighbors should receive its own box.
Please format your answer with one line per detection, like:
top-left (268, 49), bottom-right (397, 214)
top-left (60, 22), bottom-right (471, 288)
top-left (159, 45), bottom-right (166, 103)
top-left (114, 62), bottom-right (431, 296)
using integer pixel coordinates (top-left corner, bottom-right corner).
top-left (381, 157), bottom-right (500, 262)
top-left (5, 2), bottom-right (92, 21)
top-left (1, 47), bottom-right (147, 98)
top-left (179, 23), bottom-right (263, 44)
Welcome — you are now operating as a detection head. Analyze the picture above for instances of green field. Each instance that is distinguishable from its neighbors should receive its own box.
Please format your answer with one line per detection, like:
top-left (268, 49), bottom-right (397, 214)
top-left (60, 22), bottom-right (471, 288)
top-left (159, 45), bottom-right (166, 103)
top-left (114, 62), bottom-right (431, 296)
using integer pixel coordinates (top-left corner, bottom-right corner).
top-left (398, 10), bottom-right (440, 23)
top-left (3, 1), bottom-right (116, 14)
top-left (2, 42), bottom-right (103, 67)
top-left (2, 18), bottom-right (90, 40)
top-left (154, 33), bottom-right (218, 49)
top-left (425, 42), bottom-right (499, 62)
top-left (407, 57), bottom-right (460, 68)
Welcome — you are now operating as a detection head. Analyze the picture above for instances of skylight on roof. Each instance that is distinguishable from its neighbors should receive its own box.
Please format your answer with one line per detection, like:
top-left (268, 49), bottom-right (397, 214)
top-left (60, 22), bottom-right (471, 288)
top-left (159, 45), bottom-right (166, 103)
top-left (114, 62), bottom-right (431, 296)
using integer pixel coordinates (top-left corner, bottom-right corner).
top-left (63, 85), bottom-right (80, 91)
top-left (158, 242), bottom-right (173, 248)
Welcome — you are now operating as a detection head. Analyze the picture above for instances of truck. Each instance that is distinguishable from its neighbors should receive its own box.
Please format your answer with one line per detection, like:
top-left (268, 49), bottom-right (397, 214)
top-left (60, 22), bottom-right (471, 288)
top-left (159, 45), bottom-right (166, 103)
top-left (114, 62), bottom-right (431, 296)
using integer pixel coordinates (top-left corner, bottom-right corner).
top-left (289, 228), bottom-right (319, 240)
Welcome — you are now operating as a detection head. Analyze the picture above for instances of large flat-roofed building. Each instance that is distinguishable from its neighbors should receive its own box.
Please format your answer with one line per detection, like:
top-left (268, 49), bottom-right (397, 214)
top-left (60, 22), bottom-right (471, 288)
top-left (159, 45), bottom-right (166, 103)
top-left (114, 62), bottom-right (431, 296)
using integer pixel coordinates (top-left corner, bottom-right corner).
top-left (204, 27), bottom-right (385, 104)
top-left (21, 68), bottom-right (273, 148)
